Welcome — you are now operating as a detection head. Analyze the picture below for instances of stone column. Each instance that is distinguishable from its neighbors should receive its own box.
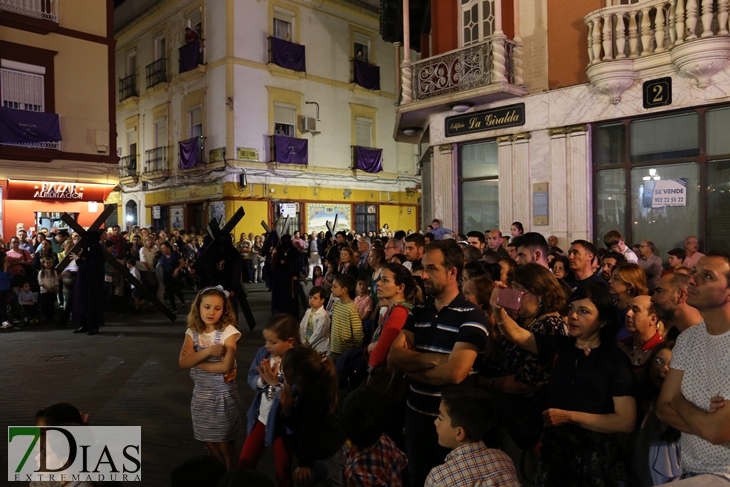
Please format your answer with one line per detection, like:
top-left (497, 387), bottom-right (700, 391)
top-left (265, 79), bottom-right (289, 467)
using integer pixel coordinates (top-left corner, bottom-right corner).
top-left (512, 133), bottom-right (531, 230)
top-left (497, 136), bottom-right (514, 231)
top-left (549, 128), bottom-right (568, 244)
top-left (433, 144), bottom-right (455, 231)
top-left (567, 126), bottom-right (591, 241)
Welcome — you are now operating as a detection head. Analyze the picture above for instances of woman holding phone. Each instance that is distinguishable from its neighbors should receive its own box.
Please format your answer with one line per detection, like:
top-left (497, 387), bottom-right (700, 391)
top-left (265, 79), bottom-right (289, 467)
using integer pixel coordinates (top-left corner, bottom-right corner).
top-left (491, 284), bottom-right (637, 486)
top-left (481, 263), bottom-right (568, 483)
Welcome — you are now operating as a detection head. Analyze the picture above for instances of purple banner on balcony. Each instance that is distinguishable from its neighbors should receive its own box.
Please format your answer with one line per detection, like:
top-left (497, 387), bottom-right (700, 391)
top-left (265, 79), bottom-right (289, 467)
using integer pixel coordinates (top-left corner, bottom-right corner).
top-left (353, 60), bottom-right (380, 91)
top-left (179, 138), bottom-right (200, 169)
top-left (274, 135), bottom-right (308, 165)
top-left (355, 146), bottom-right (383, 173)
top-left (0, 107), bottom-right (61, 144)
top-left (270, 37), bottom-right (306, 72)
top-left (179, 40), bottom-right (201, 73)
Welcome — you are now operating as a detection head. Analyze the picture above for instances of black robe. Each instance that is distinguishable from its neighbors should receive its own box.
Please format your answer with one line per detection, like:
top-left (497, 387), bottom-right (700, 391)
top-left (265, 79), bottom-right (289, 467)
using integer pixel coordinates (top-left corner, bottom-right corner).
top-left (72, 235), bottom-right (105, 332)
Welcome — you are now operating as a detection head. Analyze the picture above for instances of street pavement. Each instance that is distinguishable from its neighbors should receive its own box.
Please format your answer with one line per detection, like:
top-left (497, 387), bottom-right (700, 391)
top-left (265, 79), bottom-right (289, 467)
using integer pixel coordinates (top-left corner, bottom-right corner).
top-left (1, 282), bottom-right (289, 486)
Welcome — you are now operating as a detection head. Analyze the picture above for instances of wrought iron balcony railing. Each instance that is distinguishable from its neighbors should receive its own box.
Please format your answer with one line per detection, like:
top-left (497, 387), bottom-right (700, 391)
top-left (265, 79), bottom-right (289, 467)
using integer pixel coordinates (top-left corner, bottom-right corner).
top-left (146, 58), bottom-right (167, 88)
top-left (119, 74), bottom-right (137, 101)
top-left (119, 154), bottom-right (138, 178)
top-left (144, 146), bottom-right (169, 173)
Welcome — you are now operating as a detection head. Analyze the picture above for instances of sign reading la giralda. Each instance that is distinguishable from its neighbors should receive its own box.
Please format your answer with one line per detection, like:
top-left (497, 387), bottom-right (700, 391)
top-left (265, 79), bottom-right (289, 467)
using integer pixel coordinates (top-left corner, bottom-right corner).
top-left (445, 103), bottom-right (525, 137)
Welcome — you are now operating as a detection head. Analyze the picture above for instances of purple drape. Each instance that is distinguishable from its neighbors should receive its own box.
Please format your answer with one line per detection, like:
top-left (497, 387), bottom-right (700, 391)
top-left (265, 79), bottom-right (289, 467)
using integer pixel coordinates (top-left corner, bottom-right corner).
top-left (179, 40), bottom-right (201, 73)
top-left (355, 146), bottom-right (383, 173)
top-left (270, 37), bottom-right (306, 72)
top-left (353, 60), bottom-right (381, 91)
top-left (179, 138), bottom-right (200, 169)
top-left (274, 135), bottom-right (308, 165)
top-left (0, 107), bottom-right (61, 144)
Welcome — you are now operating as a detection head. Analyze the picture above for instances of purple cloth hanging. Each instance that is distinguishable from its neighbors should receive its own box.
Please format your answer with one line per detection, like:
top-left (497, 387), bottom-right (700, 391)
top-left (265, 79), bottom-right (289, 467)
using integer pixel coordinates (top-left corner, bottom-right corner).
top-left (0, 107), bottom-right (61, 144)
top-left (270, 37), bottom-right (306, 72)
top-left (353, 60), bottom-right (380, 91)
top-left (355, 146), bottom-right (383, 173)
top-left (179, 138), bottom-right (200, 169)
top-left (179, 40), bottom-right (201, 73)
top-left (274, 135), bottom-right (308, 165)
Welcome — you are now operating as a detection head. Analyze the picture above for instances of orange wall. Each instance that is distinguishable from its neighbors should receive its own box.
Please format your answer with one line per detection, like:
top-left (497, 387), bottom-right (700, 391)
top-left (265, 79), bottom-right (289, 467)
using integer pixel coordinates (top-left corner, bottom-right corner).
top-left (547, 0), bottom-right (601, 89)
top-left (431, 0), bottom-right (458, 56)
top-left (3, 200), bottom-right (106, 239)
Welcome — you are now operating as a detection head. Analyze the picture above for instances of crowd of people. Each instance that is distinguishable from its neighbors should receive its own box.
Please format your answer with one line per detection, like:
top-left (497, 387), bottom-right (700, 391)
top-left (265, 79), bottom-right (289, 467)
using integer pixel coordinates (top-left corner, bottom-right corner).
top-left (13, 218), bottom-right (730, 487)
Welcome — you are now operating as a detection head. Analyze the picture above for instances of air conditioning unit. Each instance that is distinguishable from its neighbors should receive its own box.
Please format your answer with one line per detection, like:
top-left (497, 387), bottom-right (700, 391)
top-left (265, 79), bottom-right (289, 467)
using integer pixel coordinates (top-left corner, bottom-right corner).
top-left (300, 116), bottom-right (317, 133)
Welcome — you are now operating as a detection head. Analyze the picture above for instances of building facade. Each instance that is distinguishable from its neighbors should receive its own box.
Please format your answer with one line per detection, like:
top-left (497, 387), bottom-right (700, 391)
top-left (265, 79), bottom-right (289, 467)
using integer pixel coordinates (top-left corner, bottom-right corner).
top-left (394, 0), bottom-right (729, 255)
top-left (114, 0), bottom-right (421, 238)
top-left (0, 0), bottom-right (118, 238)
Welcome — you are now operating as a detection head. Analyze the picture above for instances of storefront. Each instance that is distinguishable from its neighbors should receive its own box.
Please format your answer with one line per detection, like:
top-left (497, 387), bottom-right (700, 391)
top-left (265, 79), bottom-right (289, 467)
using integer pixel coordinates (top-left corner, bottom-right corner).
top-left (1, 179), bottom-right (116, 238)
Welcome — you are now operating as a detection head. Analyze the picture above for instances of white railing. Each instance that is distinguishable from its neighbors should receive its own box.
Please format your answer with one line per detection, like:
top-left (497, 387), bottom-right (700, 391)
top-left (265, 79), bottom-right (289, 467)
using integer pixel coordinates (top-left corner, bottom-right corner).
top-left (0, 0), bottom-right (58, 22)
top-left (585, 0), bottom-right (730, 63)
top-left (1, 140), bottom-right (60, 150)
top-left (409, 37), bottom-right (522, 103)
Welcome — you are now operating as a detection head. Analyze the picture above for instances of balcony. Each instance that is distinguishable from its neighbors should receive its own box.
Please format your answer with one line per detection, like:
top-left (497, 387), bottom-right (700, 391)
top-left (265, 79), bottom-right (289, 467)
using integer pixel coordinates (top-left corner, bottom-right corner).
top-left (119, 154), bottom-right (138, 184)
top-left (178, 136), bottom-right (205, 170)
top-left (270, 135), bottom-right (308, 165)
top-left (352, 145), bottom-right (383, 173)
top-left (143, 146), bottom-right (171, 179)
top-left (0, 0), bottom-right (58, 34)
top-left (585, 0), bottom-right (730, 103)
top-left (179, 40), bottom-right (204, 74)
top-left (0, 106), bottom-right (61, 160)
top-left (268, 36), bottom-right (306, 75)
top-left (351, 59), bottom-right (381, 92)
top-left (118, 74), bottom-right (138, 103)
top-left (395, 37), bottom-right (526, 142)
top-left (146, 58), bottom-right (167, 89)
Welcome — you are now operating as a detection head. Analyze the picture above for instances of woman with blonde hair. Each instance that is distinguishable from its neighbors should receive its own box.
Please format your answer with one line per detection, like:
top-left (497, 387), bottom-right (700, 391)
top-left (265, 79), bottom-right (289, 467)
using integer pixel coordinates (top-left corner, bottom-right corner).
top-left (609, 263), bottom-right (648, 340)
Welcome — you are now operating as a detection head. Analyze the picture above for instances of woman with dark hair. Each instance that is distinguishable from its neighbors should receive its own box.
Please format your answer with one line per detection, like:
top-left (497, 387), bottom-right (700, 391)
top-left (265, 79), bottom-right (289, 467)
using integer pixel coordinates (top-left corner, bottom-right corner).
top-left (549, 254), bottom-right (573, 281)
top-left (32, 239), bottom-right (58, 271)
top-left (629, 341), bottom-right (681, 486)
top-left (609, 263), bottom-right (648, 340)
top-left (491, 284), bottom-right (637, 486)
top-left (498, 256), bottom-right (516, 286)
top-left (481, 263), bottom-right (569, 482)
top-left (510, 222), bottom-right (524, 238)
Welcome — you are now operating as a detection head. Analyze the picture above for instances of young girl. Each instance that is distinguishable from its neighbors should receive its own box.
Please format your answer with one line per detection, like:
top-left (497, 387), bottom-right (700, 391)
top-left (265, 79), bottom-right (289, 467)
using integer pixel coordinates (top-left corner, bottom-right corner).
top-left (239, 314), bottom-right (300, 486)
top-left (179, 285), bottom-right (241, 472)
top-left (312, 265), bottom-right (325, 287)
top-left (280, 348), bottom-right (346, 486)
top-left (323, 261), bottom-right (336, 293)
top-left (354, 278), bottom-right (374, 322)
top-left (38, 258), bottom-right (59, 323)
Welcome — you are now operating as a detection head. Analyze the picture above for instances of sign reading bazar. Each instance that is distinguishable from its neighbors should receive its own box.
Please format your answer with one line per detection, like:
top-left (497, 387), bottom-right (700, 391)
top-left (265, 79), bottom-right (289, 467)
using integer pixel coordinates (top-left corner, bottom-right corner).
top-left (445, 103), bottom-right (525, 137)
top-left (7, 180), bottom-right (115, 202)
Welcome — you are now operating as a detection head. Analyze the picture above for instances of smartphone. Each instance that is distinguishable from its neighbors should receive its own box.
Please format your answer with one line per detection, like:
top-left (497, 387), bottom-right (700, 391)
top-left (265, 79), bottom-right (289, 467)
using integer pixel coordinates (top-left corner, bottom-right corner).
top-left (497, 288), bottom-right (523, 311)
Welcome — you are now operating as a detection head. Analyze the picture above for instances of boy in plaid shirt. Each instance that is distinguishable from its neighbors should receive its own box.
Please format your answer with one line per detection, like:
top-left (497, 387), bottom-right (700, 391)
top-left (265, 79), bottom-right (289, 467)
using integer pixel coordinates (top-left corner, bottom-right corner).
top-left (427, 387), bottom-right (520, 487)
top-left (342, 388), bottom-right (407, 487)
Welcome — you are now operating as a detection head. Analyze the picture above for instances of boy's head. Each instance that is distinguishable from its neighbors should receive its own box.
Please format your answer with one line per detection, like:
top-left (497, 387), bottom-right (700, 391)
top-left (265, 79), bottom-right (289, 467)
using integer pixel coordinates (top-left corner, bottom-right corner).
top-left (22, 282), bottom-right (31, 291)
top-left (341, 388), bottom-right (384, 448)
top-left (125, 257), bottom-right (136, 268)
top-left (435, 387), bottom-right (495, 449)
top-left (332, 273), bottom-right (355, 299)
top-left (308, 286), bottom-right (326, 309)
top-left (355, 278), bottom-right (368, 295)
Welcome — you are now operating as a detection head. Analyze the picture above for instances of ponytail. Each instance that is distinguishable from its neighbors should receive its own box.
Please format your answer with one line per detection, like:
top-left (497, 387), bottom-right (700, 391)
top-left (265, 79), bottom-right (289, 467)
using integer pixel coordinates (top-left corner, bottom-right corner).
top-left (383, 262), bottom-right (424, 305)
top-left (281, 348), bottom-right (339, 414)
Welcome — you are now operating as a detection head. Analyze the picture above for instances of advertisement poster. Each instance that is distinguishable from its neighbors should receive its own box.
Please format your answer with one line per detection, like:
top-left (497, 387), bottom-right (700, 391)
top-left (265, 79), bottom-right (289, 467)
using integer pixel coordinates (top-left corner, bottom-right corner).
top-left (170, 205), bottom-right (184, 230)
top-left (307, 203), bottom-right (351, 234)
top-left (651, 178), bottom-right (687, 208)
top-left (209, 201), bottom-right (226, 226)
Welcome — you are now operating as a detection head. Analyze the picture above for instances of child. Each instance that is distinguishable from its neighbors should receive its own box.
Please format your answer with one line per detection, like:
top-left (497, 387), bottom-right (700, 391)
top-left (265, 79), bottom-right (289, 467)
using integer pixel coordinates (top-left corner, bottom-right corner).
top-left (354, 279), bottom-right (374, 322)
top-left (0, 252), bottom-right (12, 328)
top-left (427, 387), bottom-right (520, 487)
top-left (341, 388), bottom-right (408, 487)
top-left (239, 314), bottom-right (300, 486)
top-left (312, 265), bottom-right (325, 287)
top-left (126, 257), bottom-right (141, 314)
top-left (328, 274), bottom-right (363, 365)
top-left (37, 257), bottom-right (59, 323)
top-left (299, 286), bottom-right (330, 354)
top-left (323, 261), bottom-right (336, 293)
top-left (280, 347), bottom-right (347, 486)
top-left (179, 285), bottom-right (242, 472)
top-left (17, 281), bottom-right (39, 324)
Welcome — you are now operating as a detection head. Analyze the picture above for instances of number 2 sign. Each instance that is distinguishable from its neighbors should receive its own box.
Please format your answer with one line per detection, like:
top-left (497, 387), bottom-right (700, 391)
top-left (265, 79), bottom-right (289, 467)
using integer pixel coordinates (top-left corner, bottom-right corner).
top-left (643, 78), bottom-right (672, 109)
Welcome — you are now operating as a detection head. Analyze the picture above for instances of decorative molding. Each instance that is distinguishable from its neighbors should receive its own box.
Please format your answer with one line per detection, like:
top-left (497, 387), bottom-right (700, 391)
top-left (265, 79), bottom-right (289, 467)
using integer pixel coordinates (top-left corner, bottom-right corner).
top-left (512, 132), bottom-right (531, 141)
top-left (438, 144), bottom-right (453, 154)
top-left (548, 128), bottom-right (568, 137)
top-left (566, 125), bottom-right (589, 134)
top-left (496, 135), bottom-right (513, 143)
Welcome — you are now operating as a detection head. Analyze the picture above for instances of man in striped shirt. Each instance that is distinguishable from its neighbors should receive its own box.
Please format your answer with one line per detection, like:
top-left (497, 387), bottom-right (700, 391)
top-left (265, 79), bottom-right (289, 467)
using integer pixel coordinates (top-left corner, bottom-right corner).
top-left (388, 239), bottom-right (489, 486)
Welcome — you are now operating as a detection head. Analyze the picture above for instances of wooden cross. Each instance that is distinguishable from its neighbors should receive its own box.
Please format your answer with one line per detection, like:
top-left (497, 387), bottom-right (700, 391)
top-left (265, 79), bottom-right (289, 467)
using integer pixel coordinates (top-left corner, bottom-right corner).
top-left (325, 214), bottom-right (339, 235)
top-left (57, 205), bottom-right (177, 322)
top-left (193, 207), bottom-right (257, 330)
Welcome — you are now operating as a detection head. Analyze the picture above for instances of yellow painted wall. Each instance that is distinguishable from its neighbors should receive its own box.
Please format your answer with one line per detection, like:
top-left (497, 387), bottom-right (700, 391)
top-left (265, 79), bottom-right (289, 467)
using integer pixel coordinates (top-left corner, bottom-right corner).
top-left (379, 205), bottom-right (418, 233)
top-left (145, 190), bottom-right (171, 205)
top-left (228, 199), bottom-right (270, 238)
top-left (58, 0), bottom-right (108, 37)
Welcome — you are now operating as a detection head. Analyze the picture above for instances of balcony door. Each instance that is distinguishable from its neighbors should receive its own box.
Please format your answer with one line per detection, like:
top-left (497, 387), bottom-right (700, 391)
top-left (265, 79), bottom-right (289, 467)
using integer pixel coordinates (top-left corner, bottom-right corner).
top-left (459, 0), bottom-right (496, 47)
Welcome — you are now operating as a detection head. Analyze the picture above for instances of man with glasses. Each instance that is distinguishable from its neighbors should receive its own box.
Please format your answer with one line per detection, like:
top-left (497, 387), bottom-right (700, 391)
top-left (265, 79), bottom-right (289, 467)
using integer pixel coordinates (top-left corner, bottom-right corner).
top-left (384, 238), bottom-right (403, 262)
top-left (683, 236), bottom-right (704, 270)
top-left (638, 240), bottom-right (663, 294)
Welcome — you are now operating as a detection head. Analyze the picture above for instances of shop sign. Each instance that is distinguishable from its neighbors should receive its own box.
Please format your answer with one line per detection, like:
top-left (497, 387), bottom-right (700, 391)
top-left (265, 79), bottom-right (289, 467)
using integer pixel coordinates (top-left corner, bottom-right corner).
top-left (152, 206), bottom-right (161, 219)
top-left (280, 203), bottom-right (297, 217)
top-left (445, 103), bottom-right (525, 137)
top-left (651, 178), bottom-right (687, 208)
top-left (236, 147), bottom-right (259, 161)
top-left (209, 147), bottom-right (226, 163)
top-left (6, 180), bottom-right (114, 202)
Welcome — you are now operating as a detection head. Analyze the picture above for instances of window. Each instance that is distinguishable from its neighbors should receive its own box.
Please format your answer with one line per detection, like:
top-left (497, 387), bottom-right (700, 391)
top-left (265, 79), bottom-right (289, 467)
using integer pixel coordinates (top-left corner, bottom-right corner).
top-left (354, 204), bottom-right (378, 234)
top-left (708, 159), bottom-right (730, 252)
top-left (706, 107), bottom-right (730, 156)
top-left (1, 61), bottom-right (44, 111)
top-left (630, 112), bottom-right (699, 163)
top-left (152, 205), bottom-right (168, 231)
top-left (595, 168), bottom-right (627, 241)
top-left (188, 9), bottom-right (202, 36)
top-left (460, 141), bottom-right (498, 234)
top-left (189, 107), bottom-right (202, 138)
top-left (274, 103), bottom-right (296, 136)
top-left (154, 117), bottom-right (167, 147)
top-left (355, 118), bottom-right (373, 147)
top-left (154, 35), bottom-right (166, 61)
top-left (273, 7), bottom-right (294, 41)
top-left (354, 32), bottom-right (370, 62)
top-left (460, 0), bottom-right (496, 47)
top-left (127, 50), bottom-right (137, 77)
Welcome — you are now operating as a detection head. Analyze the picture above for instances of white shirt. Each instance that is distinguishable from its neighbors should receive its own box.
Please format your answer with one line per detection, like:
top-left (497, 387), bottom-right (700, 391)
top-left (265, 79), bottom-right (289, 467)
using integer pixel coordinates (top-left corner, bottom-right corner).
top-left (139, 246), bottom-right (158, 272)
top-left (299, 306), bottom-right (331, 354)
top-left (671, 321), bottom-right (730, 479)
top-left (621, 246), bottom-right (639, 264)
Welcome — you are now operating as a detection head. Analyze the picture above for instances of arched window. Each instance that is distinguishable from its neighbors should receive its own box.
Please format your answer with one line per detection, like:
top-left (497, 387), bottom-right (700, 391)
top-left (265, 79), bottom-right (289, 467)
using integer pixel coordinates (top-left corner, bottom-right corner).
top-left (125, 200), bottom-right (138, 227)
